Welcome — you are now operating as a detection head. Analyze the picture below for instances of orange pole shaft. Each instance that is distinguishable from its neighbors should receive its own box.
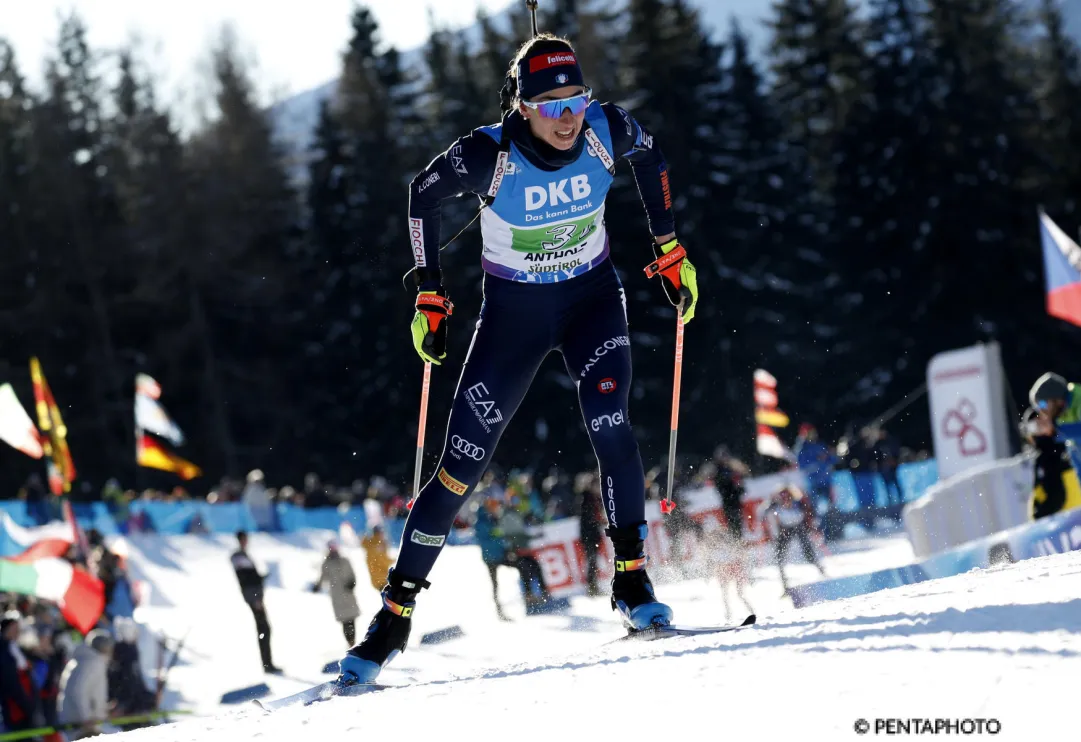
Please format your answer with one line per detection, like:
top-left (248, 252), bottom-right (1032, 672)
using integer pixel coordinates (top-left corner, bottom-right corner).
top-left (412, 362), bottom-right (433, 501)
top-left (663, 309), bottom-right (685, 512)
top-left (670, 312), bottom-right (685, 431)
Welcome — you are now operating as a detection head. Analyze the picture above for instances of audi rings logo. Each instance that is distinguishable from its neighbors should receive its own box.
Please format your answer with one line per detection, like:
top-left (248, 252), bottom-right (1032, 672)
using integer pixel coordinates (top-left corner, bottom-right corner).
top-left (451, 435), bottom-right (485, 461)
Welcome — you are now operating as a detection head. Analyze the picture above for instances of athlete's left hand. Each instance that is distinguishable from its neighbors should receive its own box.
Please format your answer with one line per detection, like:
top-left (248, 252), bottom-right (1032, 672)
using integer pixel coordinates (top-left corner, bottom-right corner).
top-left (644, 237), bottom-right (698, 323)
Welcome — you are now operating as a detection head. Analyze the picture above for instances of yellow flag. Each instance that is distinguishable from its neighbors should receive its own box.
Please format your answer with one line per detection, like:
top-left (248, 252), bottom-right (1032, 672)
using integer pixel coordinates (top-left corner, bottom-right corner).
top-left (755, 408), bottom-right (790, 428)
top-left (137, 434), bottom-right (202, 480)
top-left (29, 358), bottom-right (76, 493)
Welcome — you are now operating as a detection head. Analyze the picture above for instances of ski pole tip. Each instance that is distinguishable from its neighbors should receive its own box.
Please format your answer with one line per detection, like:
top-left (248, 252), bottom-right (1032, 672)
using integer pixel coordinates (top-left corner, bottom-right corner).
top-left (660, 498), bottom-right (676, 514)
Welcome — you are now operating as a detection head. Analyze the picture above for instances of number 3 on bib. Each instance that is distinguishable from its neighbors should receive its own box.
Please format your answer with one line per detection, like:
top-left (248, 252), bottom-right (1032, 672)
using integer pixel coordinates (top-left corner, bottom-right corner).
top-left (542, 224), bottom-right (578, 251)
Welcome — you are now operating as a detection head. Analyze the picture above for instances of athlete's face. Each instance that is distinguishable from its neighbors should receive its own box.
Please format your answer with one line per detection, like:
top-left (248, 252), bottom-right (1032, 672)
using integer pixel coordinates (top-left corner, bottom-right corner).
top-left (521, 85), bottom-right (588, 151)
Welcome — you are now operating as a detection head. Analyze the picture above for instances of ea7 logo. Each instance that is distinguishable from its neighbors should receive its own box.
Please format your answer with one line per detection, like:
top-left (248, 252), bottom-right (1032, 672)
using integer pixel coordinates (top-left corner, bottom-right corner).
top-left (598, 378), bottom-right (616, 394)
top-left (410, 530), bottom-right (446, 547)
top-left (525, 176), bottom-right (591, 211)
top-left (591, 410), bottom-right (625, 431)
top-left (465, 382), bottom-right (503, 433)
top-left (451, 144), bottom-right (467, 175)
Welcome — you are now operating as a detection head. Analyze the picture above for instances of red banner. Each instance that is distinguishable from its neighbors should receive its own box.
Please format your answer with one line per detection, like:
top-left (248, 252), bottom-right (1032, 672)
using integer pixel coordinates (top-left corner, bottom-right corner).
top-left (524, 476), bottom-right (804, 599)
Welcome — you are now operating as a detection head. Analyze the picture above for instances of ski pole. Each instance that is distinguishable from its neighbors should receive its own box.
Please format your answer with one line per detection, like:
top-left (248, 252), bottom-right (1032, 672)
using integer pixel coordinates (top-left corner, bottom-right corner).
top-left (660, 302), bottom-right (685, 515)
top-left (408, 362), bottom-right (433, 511)
top-left (155, 630), bottom-right (189, 709)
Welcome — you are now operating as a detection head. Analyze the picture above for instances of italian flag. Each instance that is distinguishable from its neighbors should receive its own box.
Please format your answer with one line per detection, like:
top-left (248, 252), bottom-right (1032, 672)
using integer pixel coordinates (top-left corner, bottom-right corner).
top-left (0, 558), bottom-right (104, 634)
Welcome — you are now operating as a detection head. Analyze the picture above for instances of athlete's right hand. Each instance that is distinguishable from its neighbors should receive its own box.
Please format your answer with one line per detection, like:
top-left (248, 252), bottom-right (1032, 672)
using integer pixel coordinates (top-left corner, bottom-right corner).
top-left (410, 288), bottom-right (454, 364)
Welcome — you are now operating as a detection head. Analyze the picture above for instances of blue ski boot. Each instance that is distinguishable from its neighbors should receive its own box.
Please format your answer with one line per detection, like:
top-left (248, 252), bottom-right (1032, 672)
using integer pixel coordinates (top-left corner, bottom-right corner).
top-left (337, 571), bottom-right (429, 686)
top-left (608, 523), bottom-right (673, 630)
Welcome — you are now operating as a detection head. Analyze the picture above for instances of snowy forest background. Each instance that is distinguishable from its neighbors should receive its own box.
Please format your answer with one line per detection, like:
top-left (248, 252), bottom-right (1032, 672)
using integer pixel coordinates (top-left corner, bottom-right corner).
top-left (2, 0), bottom-right (1081, 496)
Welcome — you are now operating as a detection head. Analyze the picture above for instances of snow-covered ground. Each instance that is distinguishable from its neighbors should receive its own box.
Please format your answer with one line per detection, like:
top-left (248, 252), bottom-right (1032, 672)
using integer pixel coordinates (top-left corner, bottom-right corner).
top-left (114, 527), bottom-right (1078, 741)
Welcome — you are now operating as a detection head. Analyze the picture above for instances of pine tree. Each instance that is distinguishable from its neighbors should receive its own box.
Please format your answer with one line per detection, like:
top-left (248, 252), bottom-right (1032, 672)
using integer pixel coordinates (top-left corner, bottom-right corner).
top-left (544, 0), bottom-right (581, 39)
top-left (423, 26), bottom-right (486, 146)
top-left (919, 0), bottom-right (1045, 345)
top-left (822, 0), bottom-right (1075, 445)
top-left (822, 0), bottom-right (942, 430)
top-left (302, 7), bottom-right (422, 482)
top-left (477, 8), bottom-right (519, 114)
top-left (769, 0), bottom-right (869, 194)
top-left (29, 14), bottom-right (133, 480)
top-left (608, 0), bottom-right (735, 467)
top-left (184, 25), bottom-right (300, 478)
top-left (101, 46), bottom-right (221, 486)
top-left (0, 40), bottom-right (50, 492)
top-left (697, 22), bottom-right (833, 458)
top-left (0, 40), bottom-right (36, 330)
top-left (1033, 0), bottom-right (1081, 223)
top-left (549, 0), bottom-right (625, 102)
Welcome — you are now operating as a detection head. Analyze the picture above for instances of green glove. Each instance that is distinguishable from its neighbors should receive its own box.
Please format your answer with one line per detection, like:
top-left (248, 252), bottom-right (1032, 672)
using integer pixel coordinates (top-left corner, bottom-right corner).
top-left (644, 238), bottom-right (698, 323)
top-left (411, 289), bottom-right (454, 364)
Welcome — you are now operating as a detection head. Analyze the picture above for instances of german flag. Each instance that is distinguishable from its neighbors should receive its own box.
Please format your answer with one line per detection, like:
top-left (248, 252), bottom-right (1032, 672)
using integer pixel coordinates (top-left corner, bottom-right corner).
top-left (29, 358), bottom-right (76, 495)
top-left (137, 434), bottom-right (202, 480)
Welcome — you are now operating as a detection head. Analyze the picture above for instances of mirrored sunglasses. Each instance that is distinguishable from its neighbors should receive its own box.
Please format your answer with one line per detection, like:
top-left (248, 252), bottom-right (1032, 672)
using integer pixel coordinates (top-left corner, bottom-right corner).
top-left (522, 88), bottom-right (592, 119)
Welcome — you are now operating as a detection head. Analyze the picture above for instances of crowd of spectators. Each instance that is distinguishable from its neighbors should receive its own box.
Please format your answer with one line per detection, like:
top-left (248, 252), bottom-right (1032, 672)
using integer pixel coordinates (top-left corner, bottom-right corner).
top-left (0, 533), bottom-right (165, 739)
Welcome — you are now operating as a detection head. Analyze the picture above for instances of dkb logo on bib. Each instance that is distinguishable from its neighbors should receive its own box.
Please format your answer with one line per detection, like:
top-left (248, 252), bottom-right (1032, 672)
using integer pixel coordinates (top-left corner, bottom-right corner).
top-left (525, 175), bottom-right (592, 211)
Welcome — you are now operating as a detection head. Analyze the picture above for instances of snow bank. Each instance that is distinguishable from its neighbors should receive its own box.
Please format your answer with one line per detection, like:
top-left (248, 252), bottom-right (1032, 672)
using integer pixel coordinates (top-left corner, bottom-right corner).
top-left (112, 529), bottom-right (1077, 741)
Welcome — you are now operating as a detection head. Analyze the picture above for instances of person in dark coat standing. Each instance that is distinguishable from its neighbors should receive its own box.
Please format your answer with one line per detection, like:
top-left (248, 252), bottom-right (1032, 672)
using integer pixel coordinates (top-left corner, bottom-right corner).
top-left (713, 447), bottom-right (750, 540)
top-left (231, 531), bottom-right (282, 674)
top-left (311, 541), bottom-right (362, 646)
top-left (0, 612), bottom-right (36, 734)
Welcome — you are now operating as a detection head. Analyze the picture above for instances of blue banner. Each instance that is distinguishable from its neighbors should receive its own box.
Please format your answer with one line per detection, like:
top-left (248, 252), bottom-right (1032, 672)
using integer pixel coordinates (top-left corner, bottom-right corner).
top-left (128, 501), bottom-right (258, 535)
top-left (830, 459), bottom-right (938, 512)
top-left (789, 506), bottom-right (1081, 607)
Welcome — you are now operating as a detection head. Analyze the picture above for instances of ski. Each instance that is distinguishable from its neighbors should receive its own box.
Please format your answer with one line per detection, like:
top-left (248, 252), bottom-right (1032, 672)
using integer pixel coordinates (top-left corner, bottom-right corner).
top-left (253, 681), bottom-right (398, 713)
top-left (607, 613), bottom-right (756, 645)
top-left (258, 613), bottom-right (758, 711)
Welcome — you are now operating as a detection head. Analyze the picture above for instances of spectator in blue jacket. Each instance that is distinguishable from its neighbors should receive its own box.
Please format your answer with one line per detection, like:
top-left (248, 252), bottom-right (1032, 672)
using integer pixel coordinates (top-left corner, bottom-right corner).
top-left (473, 497), bottom-right (511, 621)
top-left (794, 424), bottom-right (837, 513)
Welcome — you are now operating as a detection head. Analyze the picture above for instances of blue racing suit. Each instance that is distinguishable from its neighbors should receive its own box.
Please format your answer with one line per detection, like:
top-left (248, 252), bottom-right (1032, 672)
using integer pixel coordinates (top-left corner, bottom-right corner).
top-left (395, 101), bottom-right (676, 581)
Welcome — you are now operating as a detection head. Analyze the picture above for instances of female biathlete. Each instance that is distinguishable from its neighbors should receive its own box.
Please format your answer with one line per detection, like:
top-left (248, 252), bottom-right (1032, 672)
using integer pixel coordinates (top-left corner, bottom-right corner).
top-left (338, 33), bottom-right (699, 685)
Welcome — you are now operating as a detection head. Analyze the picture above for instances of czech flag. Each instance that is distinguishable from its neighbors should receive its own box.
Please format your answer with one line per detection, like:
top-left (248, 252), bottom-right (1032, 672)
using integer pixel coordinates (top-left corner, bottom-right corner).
top-left (1039, 208), bottom-right (1081, 329)
top-left (0, 514), bottom-right (75, 562)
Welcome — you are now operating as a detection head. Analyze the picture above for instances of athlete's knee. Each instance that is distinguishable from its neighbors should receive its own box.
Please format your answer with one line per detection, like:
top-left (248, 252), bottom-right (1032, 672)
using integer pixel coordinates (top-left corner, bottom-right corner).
top-left (584, 410), bottom-right (639, 458)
